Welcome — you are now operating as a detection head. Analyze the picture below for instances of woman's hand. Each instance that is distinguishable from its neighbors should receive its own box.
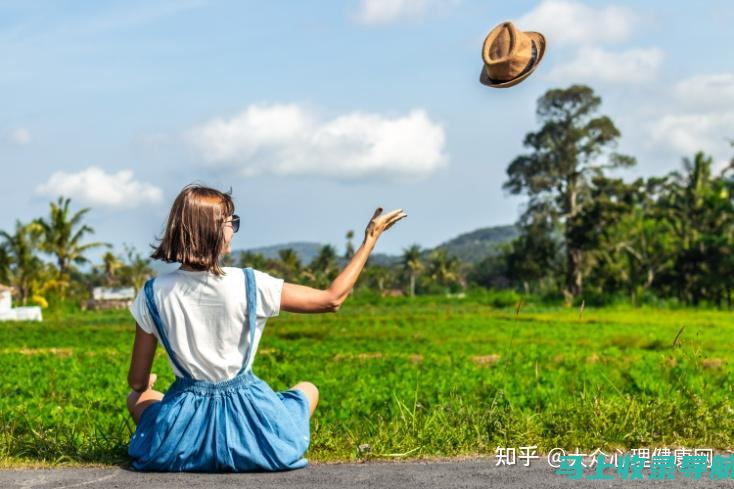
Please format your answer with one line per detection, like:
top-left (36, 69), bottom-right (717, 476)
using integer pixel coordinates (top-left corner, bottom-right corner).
top-left (364, 207), bottom-right (408, 243)
top-left (281, 206), bottom-right (407, 314)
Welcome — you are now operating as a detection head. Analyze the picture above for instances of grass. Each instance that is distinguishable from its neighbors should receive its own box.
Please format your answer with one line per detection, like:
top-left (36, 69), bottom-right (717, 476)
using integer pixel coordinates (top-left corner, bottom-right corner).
top-left (1, 293), bottom-right (733, 468)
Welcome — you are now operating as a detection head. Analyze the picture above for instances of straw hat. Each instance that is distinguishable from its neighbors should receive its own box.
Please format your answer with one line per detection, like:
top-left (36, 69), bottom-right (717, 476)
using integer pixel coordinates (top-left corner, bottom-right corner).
top-left (479, 21), bottom-right (546, 88)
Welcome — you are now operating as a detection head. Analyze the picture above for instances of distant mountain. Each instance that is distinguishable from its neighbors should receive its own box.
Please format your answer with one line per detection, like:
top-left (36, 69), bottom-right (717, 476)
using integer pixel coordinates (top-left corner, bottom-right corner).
top-left (431, 225), bottom-right (518, 263)
top-left (234, 224), bottom-right (517, 266)
top-left (233, 240), bottom-right (399, 267)
top-left (238, 241), bottom-right (325, 264)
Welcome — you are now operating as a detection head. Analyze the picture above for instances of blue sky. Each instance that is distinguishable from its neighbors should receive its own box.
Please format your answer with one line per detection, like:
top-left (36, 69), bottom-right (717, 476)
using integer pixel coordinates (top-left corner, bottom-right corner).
top-left (2, 0), bottom-right (733, 259)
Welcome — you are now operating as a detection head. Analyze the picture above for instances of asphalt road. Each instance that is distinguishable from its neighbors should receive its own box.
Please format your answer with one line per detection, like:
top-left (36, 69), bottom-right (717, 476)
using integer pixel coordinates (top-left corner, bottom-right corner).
top-left (2, 458), bottom-right (734, 488)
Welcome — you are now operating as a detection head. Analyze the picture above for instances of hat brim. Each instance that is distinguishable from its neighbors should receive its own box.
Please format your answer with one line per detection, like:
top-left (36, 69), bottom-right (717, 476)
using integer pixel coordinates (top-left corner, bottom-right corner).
top-left (479, 32), bottom-right (546, 88)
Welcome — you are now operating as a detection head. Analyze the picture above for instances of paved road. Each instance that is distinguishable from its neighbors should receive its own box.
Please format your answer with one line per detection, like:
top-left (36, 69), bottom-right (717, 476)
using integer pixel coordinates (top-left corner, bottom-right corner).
top-left (2, 458), bottom-right (733, 488)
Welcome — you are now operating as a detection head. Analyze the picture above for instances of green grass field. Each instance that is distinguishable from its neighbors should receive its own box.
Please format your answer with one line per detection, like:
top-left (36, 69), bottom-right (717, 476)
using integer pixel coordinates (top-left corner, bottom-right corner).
top-left (2, 293), bottom-right (733, 468)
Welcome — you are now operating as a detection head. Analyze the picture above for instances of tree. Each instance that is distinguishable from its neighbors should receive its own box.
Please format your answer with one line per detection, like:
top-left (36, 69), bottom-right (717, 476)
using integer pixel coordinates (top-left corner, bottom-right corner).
top-left (0, 221), bottom-right (45, 304)
top-left (0, 243), bottom-right (10, 285)
top-left (100, 251), bottom-right (123, 286)
top-left (118, 245), bottom-right (154, 293)
top-left (657, 152), bottom-right (734, 305)
top-left (276, 248), bottom-right (302, 282)
top-left (310, 244), bottom-right (339, 287)
top-left (504, 211), bottom-right (563, 294)
top-left (426, 248), bottom-right (463, 293)
top-left (576, 176), bottom-right (675, 303)
top-left (344, 230), bottom-right (355, 260)
top-left (401, 244), bottom-right (424, 297)
top-left (361, 264), bottom-right (393, 293)
top-left (35, 197), bottom-right (109, 277)
top-left (237, 251), bottom-right (271, 271)
top-left (468, 246), bottom-right (511, 290)
top-left (504, 85), bottom-right (635, 299)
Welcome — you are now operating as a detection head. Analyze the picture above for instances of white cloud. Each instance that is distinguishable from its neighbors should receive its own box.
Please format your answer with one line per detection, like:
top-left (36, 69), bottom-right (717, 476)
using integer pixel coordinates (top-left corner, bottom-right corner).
top-left (354, 0), bottom-right (459, 25)
top-left (36, 166), bottom-right (163, 208)
top-left (517, 0), bottom-right (636, 46)
top-left (648, 112), bottom-right (734, 158)
top-left (645, 72), bottom-right (734, 167)
top-left (188, 103), bottom-right (448, 182)
top-left (673, 73), bottom-right (734, 111)
top-left (548, 46), bottom-right (663, 84)
top-left (9, 128), bottom-right (31, 145)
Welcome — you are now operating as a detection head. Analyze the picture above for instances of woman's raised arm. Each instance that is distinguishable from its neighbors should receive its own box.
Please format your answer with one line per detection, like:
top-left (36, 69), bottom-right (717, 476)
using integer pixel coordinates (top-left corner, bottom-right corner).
top-left (280, 207), bottom-right (407, 313)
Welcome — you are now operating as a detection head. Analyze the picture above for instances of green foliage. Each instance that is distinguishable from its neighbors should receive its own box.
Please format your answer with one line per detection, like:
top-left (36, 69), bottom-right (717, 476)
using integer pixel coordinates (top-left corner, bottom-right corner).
top-left (308, 244), bottom-right (340, 288)
top-left (433, 225), bottom-right (518, 264)
top-left (0, 221), bottom-right (47, 305)
top-left (499, 85), bottom-right (734, 307)
top-left (401, 244), bottom-right (424, 297)
top-left (504, 84), bottom-right (635, 298)
top-left (35, 196), bottom-right (110, 278)
top-left (3, 302), bottom-right (734, 467)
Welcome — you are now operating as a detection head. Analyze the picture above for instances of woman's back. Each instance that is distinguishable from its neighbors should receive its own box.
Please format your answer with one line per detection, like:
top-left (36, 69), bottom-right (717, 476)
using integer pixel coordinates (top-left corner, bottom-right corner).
top-left (129, 266), bottom-right (284, 382)
top-left (124, 183), bottom-right (405, 472)
top-left (128, 266), bottom-right (311, 472)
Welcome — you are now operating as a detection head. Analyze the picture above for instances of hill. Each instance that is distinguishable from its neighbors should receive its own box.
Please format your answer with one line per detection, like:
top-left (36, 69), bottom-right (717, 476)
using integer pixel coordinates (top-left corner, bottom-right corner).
top-left (234, 224), bottom-right (517, 266)
top-left (431, 224), bottom-right (518, 263)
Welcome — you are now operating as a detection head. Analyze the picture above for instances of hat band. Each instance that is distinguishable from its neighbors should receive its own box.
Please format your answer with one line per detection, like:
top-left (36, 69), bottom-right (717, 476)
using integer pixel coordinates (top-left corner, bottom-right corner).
top-left (485, 40), bottom-right (538, 84)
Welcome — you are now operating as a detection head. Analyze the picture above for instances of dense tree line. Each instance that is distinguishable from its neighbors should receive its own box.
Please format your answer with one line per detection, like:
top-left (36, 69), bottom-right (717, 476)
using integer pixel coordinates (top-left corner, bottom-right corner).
top-left (472, 85), bottom-right (734, 306)
top-left (0, 201), bottom-right (466, 307)
top-left (0, 197), bottom-right (151, 306)
top-left (2, 84), bottom-right (731, 309)
top-left (227, 242), bottom-right (466, 297)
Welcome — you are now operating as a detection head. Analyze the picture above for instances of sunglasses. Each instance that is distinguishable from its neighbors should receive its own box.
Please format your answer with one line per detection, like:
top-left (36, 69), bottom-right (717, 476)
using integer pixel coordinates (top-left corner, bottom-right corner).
top-left (227, 214), bottom-right (240, 233)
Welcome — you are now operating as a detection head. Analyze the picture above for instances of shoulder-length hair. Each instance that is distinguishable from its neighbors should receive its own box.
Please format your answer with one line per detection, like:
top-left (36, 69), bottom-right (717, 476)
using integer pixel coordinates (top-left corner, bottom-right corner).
top-left (151, 184), bottom-right (234, 276)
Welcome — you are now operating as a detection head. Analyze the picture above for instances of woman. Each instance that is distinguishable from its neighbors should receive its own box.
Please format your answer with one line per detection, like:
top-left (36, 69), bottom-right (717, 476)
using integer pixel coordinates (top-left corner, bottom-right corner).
top-left (126, 183), bottom-right (406, 472)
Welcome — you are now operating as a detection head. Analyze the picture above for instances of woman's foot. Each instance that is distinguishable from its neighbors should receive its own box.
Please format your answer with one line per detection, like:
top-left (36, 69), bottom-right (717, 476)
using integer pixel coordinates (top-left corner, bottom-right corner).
top-left (148, 373), bottom-right (157, 389)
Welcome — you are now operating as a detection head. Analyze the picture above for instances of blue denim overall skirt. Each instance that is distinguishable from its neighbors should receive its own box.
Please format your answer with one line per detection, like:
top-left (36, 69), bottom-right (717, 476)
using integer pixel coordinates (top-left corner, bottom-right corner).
top-left (128, 267), bottom-right (311, 472)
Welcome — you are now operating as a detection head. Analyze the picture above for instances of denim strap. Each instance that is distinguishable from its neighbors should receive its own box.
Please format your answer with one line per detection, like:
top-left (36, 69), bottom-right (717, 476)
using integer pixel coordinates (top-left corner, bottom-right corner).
top-left (236, 267), bottom-right (257, 376)
top-left (143, 278), bottom-right (194, 379)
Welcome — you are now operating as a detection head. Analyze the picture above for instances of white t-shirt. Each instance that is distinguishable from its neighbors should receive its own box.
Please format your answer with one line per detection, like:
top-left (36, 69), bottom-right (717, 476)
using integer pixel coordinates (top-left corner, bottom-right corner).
top-left (129, 266), bottom-right (284, 382)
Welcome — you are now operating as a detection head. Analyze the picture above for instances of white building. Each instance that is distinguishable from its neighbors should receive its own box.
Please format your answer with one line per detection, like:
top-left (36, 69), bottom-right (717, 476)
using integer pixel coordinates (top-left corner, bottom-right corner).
top-left (92, 286), bottom-right (135, 301)
top-left (0, 285), bottom-right (43, 321)
top-left (85, 286), bottom-right (135, 310)
top-left (0, 285), bottom-right (10, 312)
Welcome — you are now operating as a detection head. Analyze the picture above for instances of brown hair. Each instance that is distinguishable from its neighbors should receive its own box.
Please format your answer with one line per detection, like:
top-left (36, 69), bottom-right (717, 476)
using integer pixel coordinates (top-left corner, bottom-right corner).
top-left (151, 184), bottom-right (235, 276)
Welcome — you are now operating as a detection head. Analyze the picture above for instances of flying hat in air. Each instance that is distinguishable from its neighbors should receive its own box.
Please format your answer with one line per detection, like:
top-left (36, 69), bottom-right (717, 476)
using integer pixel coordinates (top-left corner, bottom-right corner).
top-left (479, 21), bottom-right (546, 88)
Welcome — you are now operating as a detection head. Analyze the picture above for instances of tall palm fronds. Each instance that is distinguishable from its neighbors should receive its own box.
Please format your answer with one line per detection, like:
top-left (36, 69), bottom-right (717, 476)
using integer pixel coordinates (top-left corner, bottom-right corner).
top-left (35, 196), bottom-right (110, 276)
top-left (237, 251), bottom-right (271, 271)
top-left (401, 244), bottom-right (424, 297)
top-left (0, 221), bottom-right (45, 304)
top-left (277, 248), bottom-right (302, 282)
top-left (99, 251), bottom-right (123, 286)
top-left (118, 245), bottom-right (154, 293)
top-left (344, 230), bottom-right (355, 260)
top-left (427, 248), bottom-right (463, 292)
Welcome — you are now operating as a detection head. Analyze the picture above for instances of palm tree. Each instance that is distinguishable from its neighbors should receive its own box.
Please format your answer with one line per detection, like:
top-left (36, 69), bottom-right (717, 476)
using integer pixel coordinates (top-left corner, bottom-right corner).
top-left (310, 244), bottom-right (339, 287)
top-left (427, 248), bottom-right (462, 293)
top-left (344, 230), bottom-right (355, 260)
top-left (100, 251), bottom-right (123, 286)
top-left (119, 245), bottom-right (153, 293)
top-left (277, 248), bottom-right (302, 282)
top-left (237, 251), bottom-right (270, 270)
top-left (659, 152), bottom-right (721, 305)
top-left (312, 244), bottom-right (338, 272)
top-left (365, 265), bottom-right (391, 294)
top-left (401, 244), bottom-right (424, 297)
top-left (35, 197), bottom-right (109, 277)
top-left (0, 221), bottom-right (44, 304)
top-left (0, 243), bottom-right (10, 285)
